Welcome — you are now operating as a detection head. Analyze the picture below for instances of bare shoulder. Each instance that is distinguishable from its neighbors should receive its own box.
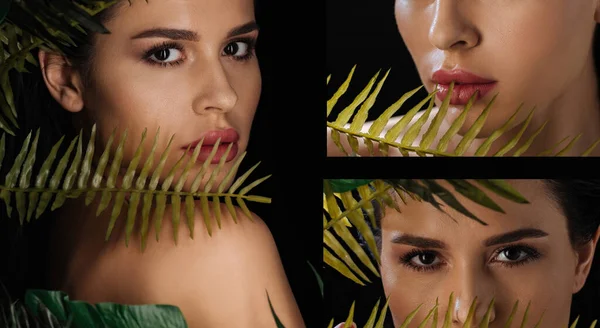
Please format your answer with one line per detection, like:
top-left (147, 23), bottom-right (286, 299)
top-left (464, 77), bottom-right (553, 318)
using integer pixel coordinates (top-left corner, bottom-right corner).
top-left (65, 201), bottom-right (304, 328)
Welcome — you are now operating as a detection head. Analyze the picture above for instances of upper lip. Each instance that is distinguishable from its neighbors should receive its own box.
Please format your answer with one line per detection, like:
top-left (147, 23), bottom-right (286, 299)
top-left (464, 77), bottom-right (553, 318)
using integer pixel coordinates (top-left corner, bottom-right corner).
top-left (182, 128), bottom-right (239, 149)
top-left (432, 69), bottom-right (496, 85)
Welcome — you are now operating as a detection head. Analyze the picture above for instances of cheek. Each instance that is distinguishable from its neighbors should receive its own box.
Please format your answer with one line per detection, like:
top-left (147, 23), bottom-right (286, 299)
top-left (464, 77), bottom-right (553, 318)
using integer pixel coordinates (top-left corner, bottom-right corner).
top-left (381, 250), bottom-right (434, 323)
top-left (394, 4), bottom-right (432, 75)
top-left (226, 61), bottom-right (261, 135)
top-left (486, 3), bottom-right (594, 107)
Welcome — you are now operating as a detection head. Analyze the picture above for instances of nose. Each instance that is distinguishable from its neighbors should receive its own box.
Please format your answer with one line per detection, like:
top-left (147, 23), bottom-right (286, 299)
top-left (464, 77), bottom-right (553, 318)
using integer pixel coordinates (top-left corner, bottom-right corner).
top-left (439, 265), bottom-right (496, 326)
top-left (191, 58), bottom-right (238, 114)
top-left (454, 295), bottom-right (496, 325)
top-left (428, 0), bottom-right (480, 52)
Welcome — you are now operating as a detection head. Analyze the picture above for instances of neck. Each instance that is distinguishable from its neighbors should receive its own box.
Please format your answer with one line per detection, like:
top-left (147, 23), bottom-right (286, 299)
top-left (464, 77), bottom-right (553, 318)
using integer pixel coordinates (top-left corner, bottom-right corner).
top-left (473, 53), bottom-right (600, 156)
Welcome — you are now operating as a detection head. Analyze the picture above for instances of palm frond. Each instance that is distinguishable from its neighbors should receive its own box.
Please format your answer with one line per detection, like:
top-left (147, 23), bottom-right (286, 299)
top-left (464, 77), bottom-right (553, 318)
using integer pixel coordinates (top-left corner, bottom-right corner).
top-left (0, 125), bottom-right (271, 250)
top-left (323, 179), bottom-right (527, 285)
top-left (327, 67), bottom-right (600, 157)
top-left (334, 295), bottom-right (597, 328)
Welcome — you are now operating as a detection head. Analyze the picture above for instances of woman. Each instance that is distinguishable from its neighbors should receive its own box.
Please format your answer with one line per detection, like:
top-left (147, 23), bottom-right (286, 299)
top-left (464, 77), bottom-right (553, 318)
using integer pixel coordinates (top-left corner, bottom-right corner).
top-left (355, 180), bottom-right (599, 327)
top-left (327, 1), bottom-right (600, 156)
top-left (2, 0), bottom-right (305, 327)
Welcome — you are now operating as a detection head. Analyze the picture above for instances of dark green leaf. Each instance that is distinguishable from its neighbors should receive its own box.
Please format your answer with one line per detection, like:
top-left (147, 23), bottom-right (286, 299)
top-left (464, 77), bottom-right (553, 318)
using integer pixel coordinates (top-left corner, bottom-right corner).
top-left (24, 289), bottom-right (188, 328)
top-left (420, 179), bottom-right (488, 225)
top-left (446, 179), bottom-right (504, 213)
top-left (475, 180), bottom-right (529, 204)
top-left (0, 0), bottom-right (11, 24)
top-left (308, 261), bottom-right (323, 299)
top-left (327, 179), bottom-right (374, 193)
top-left (267, 292), bottom-right (286, 328)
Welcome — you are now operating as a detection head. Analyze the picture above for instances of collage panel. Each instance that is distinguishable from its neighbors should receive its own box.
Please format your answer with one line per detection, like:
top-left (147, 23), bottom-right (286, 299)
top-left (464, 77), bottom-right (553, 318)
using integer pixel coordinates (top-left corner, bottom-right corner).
top-left (323, 179), bottom-right (600, 327)
top-left (327, 1), bottom-right (600, 157)
top-left (0, 0), bottom-right (323, 327)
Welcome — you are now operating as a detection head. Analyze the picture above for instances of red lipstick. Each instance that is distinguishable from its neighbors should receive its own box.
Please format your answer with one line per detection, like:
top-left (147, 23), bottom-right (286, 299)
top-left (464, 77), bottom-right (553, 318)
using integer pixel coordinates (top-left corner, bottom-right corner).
top-left (432, 70), bottom-right (497, 105)
top-left (182, 128), bottom-right (239, 164)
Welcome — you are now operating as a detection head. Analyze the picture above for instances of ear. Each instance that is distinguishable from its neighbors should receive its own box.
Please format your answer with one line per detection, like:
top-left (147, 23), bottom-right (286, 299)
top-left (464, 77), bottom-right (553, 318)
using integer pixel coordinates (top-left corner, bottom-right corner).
top-left (573, 226), bottom-right (600, 293)
top-left (38, 50), bottom-right (85, 113)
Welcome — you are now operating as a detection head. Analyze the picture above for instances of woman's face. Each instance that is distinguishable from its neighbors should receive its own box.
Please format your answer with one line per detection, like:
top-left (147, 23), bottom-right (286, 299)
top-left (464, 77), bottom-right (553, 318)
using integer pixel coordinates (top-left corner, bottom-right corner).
top-left (81, 0), bottom-right (260, 191)
top-left (379, 180), bottom-right (597, 327)
top-left (394, 0), bottom-right (598, 136)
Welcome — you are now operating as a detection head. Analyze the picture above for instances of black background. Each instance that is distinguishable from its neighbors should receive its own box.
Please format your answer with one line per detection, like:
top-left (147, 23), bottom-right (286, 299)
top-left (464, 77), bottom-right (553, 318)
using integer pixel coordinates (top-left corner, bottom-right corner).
top-left (326, 0), bottom-right (428, 124)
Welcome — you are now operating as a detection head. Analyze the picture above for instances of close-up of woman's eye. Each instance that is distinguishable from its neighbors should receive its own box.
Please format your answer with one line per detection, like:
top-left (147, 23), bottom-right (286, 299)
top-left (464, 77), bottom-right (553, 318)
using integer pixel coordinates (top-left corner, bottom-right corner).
top-left (492, 245), bottom-right (542, 267)
top-left (143, 42), bottom-right (185, 67)
top-left (400, 250), bottom-right (443, 272)
top-left (222, 38), bottom-right (256, 61)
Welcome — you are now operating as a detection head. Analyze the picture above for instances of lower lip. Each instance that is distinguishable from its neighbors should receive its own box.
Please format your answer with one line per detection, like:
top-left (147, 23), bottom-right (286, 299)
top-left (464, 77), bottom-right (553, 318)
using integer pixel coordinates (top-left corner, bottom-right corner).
top-left (187, 142), bottom-right (239, 164)
top-left (435, 82), bottom-right (497, 105)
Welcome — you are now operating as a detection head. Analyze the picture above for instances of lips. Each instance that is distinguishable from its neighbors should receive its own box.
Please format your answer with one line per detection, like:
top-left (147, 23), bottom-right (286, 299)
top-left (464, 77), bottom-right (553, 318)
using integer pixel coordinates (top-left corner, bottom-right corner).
top-left (182, 128), bottom-right (239, 164)
top-left (432, 70), bottom-right (497, 106)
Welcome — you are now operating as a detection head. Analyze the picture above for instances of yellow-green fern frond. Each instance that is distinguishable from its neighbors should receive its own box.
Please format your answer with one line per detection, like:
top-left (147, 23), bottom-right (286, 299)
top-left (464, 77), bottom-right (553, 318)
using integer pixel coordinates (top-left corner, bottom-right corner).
top-left (323, 179), bottom-right (528, 284)
top-left (334, 295), bottom-right (597, 328)
top-left (0, 125), bottom-right (271, 250)
top-left (327, 68), bottom-right (600, 157)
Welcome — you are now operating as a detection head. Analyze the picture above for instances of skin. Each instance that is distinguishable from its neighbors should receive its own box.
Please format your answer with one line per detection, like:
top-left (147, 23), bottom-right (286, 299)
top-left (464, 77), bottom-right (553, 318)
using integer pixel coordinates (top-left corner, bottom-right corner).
top-left (38, 0), bottom-right (304, 326)
top-left (379, 180), bottom-right (600, 327)
top-left (327, 1), bottom-right (600, 156)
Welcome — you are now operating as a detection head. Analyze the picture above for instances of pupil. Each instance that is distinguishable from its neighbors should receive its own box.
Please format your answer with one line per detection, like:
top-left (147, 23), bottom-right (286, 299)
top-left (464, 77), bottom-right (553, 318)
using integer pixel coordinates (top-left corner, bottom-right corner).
top-left (419, 253), bottom-right (435, 265)
top-left (156, 49), bottom-right (170, 61)
top-left (505, 249), bottom-right (521, 261)
top-left (226, 43), bottom-right (239, 55)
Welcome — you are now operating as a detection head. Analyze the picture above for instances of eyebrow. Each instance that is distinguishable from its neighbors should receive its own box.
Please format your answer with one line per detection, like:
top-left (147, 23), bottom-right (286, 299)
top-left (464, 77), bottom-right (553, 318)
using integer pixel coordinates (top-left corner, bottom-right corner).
top-left (390, 234), bottom-right (446, 249)
top-left (483, 228), bottom-right (549, 246)
top-left (131, 21), bottom-right (259, 41)
top-left (390, 228), bottom-right (549, 249)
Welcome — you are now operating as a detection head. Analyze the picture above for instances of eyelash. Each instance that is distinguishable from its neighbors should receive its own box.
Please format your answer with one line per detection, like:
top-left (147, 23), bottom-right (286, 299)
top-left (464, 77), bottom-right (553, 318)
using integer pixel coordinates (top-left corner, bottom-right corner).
top-left (399, 244), bottom-right (542, 273)
top-left (142, 38), bottom-right (257, 67)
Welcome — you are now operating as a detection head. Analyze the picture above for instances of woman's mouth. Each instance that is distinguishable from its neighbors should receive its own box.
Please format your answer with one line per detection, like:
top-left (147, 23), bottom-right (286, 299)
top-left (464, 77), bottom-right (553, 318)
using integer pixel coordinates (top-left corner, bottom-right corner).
top-left (182, 128), bottom-right (239, 164)
top-left (432, 70), bottom-right (498, 106)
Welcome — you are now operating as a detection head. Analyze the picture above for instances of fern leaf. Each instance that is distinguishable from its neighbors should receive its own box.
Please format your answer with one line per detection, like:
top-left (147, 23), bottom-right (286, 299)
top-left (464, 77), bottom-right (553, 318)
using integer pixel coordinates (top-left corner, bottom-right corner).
top-left (474, 103), bottom-right (523, 156)
top-left (421, 82), bottom-right (455, 150)
top-left (454, 94), bottom-right (497, 155)
top-left (323, 229), bottom-right (371, 283)
top-left (348, 69), bottom-right (391, 133)
top-left (437, 90), bottom-right (477, 153)
top-left (101, 129), bottom-right (128, 238)
top-left (77, 123), bottom-right (96, 191)
top-left (398, 303), bottom-right (422, 328)
top-left (328, 67), bottom-right (600, 157)
top-left (51, 129), bottom-right (83, 211)
top-left (86, 127), bottom-right (115, 205)
top-left (17, 129), bottom-right (39, 223)
top-left (36, 134), bottom-right (78, 218)
top-left (363, 298), bottom-right (381, 328)
top-left (120, 128), bottom-right (148, 246)
top-left (328, 65), bottom-right (356, 116)
top-left (383, 90), bottom-right (434, 144)
top-left (1, 130), bottom-right (32, 216)
top-left (334, 69), bottom-right (380, 127)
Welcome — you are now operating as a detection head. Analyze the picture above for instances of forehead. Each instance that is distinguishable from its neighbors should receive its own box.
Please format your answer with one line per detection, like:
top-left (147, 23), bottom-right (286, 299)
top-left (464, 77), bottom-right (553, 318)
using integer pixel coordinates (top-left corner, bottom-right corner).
top-left (381, 180), bottom-right (566, 238)
top-left (103, 0), bottom-right (255, 33)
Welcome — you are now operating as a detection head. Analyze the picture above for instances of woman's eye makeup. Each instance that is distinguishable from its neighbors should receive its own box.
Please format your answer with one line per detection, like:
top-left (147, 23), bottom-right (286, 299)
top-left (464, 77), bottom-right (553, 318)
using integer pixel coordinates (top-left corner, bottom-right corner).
top-left (142, 37), bottom-right (257, 67)
top-left (143, 41), bottom-right (185, 67)
top-left (400, 249), bottom-right (444, 272)
top-left (221, 37), bottom-right (257, 61)
top-left (491, 244), bottom-right (542, 267)
top-left (399, 244), bottom-right (542, 273)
